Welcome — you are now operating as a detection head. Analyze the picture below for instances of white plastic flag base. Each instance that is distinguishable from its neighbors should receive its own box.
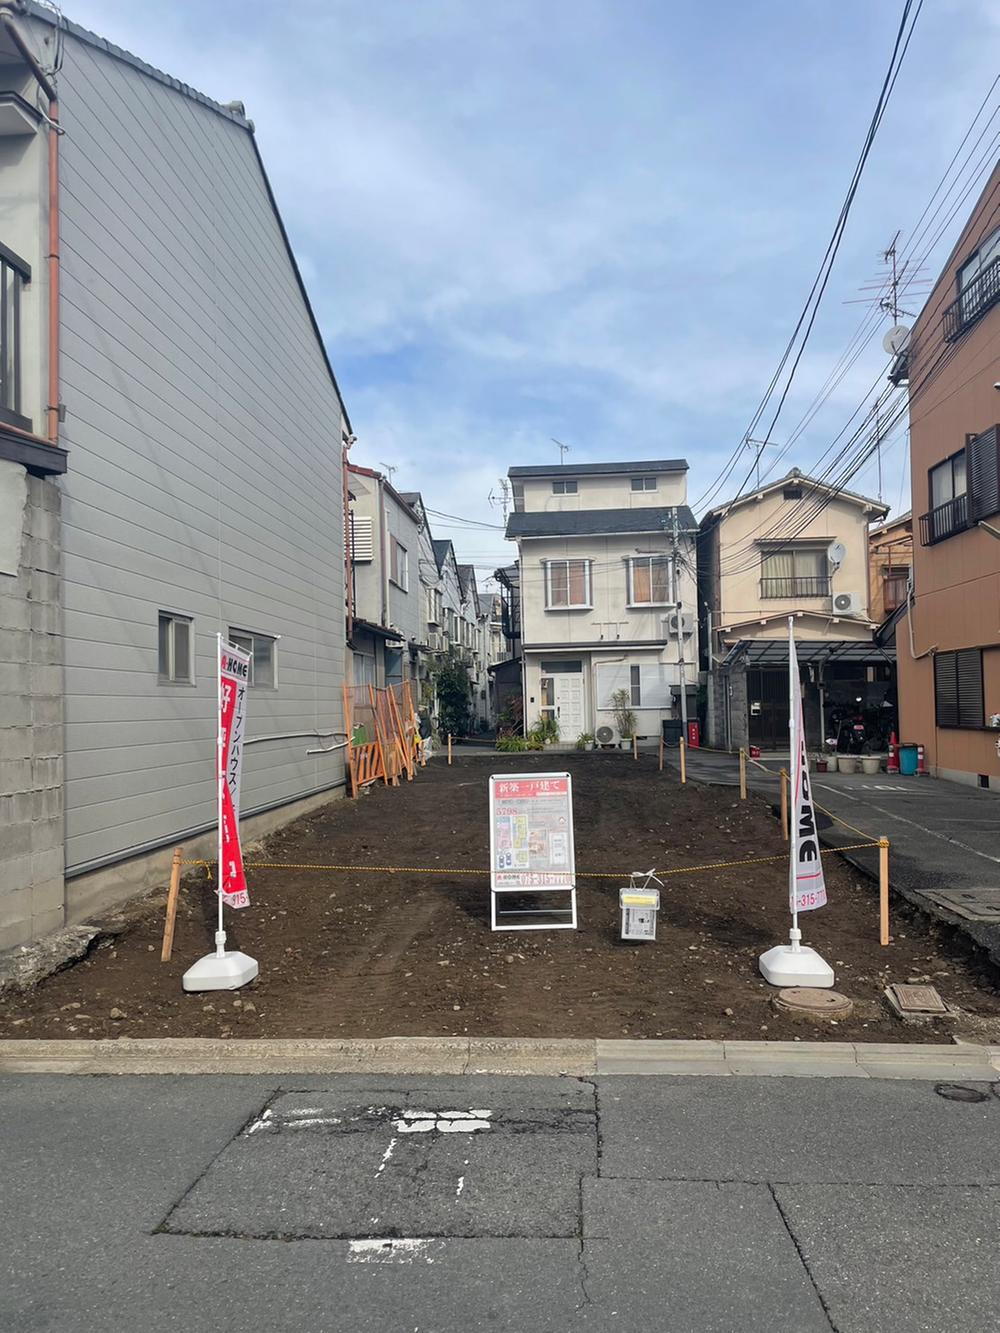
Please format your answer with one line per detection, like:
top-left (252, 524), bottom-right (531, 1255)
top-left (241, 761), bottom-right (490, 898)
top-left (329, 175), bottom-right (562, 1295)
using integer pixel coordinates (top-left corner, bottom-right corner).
top-left (182, 933), bottom-right (258, 992)
top-left (759, 930), bottom-right (834, 988)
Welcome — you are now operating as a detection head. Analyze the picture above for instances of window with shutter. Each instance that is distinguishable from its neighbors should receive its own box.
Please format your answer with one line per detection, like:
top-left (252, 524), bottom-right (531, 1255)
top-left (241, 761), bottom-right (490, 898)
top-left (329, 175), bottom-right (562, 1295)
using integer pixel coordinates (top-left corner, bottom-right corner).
top-left (934, 654), bottom-right (958, 727)
top-left (968, 425), bottom-right (1000, 522)
top-left (935, 649), bottom-right (984, 728)
top-left (350, 515), bottom-right (374, 561)
top-left (956, 648), bottom-right (984, 728)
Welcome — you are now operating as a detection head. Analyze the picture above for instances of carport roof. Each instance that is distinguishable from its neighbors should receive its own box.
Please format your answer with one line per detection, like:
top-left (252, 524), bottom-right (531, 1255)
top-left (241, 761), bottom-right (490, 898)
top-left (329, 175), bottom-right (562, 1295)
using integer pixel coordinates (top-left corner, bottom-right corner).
top-left (723, 638), bottom-right (896, 667)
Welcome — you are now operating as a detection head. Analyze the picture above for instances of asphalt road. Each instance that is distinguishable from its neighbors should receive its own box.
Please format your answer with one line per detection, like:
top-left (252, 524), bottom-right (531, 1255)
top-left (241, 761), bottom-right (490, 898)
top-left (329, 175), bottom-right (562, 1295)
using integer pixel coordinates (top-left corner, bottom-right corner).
top-left (4, 1072), bottom-right (1000, 1331)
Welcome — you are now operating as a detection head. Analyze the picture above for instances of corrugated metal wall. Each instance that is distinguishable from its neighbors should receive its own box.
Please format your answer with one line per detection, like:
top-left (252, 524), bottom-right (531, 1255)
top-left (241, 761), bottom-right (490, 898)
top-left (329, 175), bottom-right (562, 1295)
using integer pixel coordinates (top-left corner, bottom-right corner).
top-left (56, 33), bottom-right (347, 873)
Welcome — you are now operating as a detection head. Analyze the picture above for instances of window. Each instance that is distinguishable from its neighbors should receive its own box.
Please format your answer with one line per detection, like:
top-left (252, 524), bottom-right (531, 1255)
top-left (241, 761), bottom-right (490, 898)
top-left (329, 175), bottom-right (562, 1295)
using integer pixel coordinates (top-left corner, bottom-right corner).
top-left (390, 538), bottom-right (408, 590)
top-left (158, 612), bottom-right (193, 683)
top-left (540, 659), bottom-right (582, 673)
top-left (883, 567), bottom-right (909, 613)
top-left (544, 559), bottom-right (591, 608)
top-left (944, 228), bottom-right (1000, 339)
top-left (552, 479), bottom-right (578, 494)
top-left (627, 555), bottom-right (672, 605)
top-left (968, 425), bottom-right (1000, 523)
top-left (0, 242), bottom-right (30, 431)
top-left (349, 514), bottom-right (374, 562)
top-left (759, 547), bottom-right (830, 598)
top-left (631, 476), bottom-right (657, 492)
top-left (921, 450), bottom-right (968, 544)
top-left (934, 649), bottom-right (984, 729)
top-left (229, 629), bottom-right (277, 688)
top-left (630, 664), bottom-right (641, 707)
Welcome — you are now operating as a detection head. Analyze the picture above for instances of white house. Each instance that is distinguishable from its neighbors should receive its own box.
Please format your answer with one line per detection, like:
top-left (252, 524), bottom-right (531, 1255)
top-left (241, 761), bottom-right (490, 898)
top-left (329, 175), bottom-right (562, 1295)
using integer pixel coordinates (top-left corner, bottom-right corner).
top-left (505, 460), bottom-right (698, 743)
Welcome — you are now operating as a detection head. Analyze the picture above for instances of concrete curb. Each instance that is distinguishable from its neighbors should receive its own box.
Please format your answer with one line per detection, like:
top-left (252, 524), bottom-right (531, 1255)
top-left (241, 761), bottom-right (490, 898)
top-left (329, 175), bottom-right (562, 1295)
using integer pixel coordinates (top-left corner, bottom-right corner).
top-left (1, 1036), bottom-right (998, 1079)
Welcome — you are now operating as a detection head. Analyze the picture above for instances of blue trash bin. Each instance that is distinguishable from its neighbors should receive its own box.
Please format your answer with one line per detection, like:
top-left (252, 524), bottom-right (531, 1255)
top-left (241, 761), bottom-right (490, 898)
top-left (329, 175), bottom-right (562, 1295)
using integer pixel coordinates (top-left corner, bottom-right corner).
top-left (898, 743), bottom-right (918, 776)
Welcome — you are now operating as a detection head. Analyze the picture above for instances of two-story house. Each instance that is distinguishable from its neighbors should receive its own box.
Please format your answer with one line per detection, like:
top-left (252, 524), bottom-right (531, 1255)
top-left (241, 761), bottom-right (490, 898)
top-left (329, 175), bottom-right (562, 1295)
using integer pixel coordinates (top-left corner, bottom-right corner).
top-left (505, 460), bottom-right (698, 743)
top-left (699, 469), bottom-right (890, 751)
top-left (346, 462), bottom-right (421, 688)
top-left (0, 6), bottom-right (352, 950)
top-left (894, 162), bottom-right (1000, 786)
top-left (868, 512), bottom-right (913, 625)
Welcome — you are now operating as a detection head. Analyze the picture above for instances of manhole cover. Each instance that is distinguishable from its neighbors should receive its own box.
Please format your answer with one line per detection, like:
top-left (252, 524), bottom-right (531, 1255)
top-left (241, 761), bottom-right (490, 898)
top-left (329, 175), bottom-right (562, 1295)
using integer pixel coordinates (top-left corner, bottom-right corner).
top-left (920, 888), bottom-right (1000, 923)
top-left (773, 987), bottom-right (853, 1017)
top-left (886, 983), bottom-right (948, 1016)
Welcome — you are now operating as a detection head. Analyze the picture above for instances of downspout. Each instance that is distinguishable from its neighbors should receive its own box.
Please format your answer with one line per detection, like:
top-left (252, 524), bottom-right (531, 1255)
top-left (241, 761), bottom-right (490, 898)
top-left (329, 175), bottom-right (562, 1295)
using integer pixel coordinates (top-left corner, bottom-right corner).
top-left (0, 9), bottom-right (60, 445)
top-left (343, 442), bottom-right (354, 643)
top-left (377, 475), bottom-right (389, 628)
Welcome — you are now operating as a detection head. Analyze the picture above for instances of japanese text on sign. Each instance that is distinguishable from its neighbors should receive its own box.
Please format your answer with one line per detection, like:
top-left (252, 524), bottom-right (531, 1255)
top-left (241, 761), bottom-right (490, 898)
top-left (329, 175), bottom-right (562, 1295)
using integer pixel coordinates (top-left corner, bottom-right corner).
top-left (489, 772), bottom-right (575, 889)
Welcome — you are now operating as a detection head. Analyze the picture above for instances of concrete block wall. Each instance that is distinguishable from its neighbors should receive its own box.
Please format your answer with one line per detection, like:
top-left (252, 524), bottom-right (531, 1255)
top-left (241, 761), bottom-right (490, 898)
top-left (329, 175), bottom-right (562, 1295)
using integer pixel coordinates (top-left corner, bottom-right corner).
top-left (0, 464), bottom-right (65, 953)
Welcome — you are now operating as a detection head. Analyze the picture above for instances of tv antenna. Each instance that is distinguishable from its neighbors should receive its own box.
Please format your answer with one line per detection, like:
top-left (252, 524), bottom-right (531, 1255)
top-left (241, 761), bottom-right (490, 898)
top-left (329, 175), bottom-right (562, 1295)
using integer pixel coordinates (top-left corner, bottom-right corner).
top-left (488, 477), bottom-right (511, 522)
top-left (745, 436), bottom-right (780, 489)
top-left (551, 437), bottom-right (571, 465)
top-left (380, 461), bottom-right (399, 484)
top-left (845, 231), bottom-right (930, 321)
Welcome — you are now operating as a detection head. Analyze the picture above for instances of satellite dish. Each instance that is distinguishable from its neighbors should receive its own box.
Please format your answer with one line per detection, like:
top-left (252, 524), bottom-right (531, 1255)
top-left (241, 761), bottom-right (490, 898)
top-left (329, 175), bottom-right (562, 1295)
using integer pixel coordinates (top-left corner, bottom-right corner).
top-left (882, 324), bottom-right (910, 355)
top-left (827, 540), bottom-right (847, 569)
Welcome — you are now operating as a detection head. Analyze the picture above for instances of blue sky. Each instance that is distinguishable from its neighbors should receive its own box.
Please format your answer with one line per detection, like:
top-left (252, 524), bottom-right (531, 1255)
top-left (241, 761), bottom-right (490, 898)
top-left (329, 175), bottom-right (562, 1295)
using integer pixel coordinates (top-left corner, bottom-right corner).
top-left (66, 0), bottom-right (1000, 579)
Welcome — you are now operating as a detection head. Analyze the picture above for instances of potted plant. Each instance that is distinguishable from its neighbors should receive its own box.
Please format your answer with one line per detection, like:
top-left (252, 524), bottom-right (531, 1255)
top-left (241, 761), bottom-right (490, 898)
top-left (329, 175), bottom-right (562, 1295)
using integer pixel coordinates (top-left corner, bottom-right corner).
top-left (576, 731), bottom-right (595, 751)
top-left (611, 688), bottom-right (636, 748)
top-left (824, 738), bottom-right (839, 773)
top-left (860, 743), bottom-right (881, 775)
top-left (814, 751), bottom-right (828, 773)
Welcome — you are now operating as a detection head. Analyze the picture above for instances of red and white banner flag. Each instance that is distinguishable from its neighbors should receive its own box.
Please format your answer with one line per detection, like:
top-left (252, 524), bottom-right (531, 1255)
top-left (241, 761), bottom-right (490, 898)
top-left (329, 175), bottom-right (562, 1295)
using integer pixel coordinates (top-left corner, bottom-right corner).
top-left (789, 621), bottom-right (827, 915)
top-left (219, 640), bottom-right (251, 909)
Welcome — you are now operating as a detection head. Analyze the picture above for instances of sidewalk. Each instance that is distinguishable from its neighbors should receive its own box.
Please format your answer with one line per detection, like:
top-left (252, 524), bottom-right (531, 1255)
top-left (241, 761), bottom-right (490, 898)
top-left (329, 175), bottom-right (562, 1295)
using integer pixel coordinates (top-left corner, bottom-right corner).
top-left (670, 747), bottom-right (1000, 964)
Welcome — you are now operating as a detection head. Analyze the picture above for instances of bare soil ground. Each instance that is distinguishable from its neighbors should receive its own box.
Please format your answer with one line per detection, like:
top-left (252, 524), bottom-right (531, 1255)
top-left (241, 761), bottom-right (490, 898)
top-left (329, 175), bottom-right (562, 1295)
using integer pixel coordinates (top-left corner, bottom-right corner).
top-left (3, 753), bottom-right (1000, 1043)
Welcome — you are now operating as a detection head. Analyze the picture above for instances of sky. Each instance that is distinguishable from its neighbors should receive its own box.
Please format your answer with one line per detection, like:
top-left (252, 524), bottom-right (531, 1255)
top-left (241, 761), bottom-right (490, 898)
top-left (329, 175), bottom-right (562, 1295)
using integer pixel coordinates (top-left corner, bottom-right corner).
top-left (62, 0), bottom-right (1000, 584)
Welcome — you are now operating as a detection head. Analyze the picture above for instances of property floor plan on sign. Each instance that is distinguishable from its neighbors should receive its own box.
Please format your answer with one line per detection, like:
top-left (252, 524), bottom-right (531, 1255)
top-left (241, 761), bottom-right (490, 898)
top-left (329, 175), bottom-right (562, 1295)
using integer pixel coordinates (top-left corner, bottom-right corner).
top-left (489, 774), bottom-right (575, 888)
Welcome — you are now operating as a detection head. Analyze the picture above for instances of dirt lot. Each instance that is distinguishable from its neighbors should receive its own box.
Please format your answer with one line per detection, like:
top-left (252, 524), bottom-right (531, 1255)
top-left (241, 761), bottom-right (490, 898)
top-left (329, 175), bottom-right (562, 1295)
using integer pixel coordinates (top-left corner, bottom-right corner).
top-left (3, 752), bottom-right (1000, 1043)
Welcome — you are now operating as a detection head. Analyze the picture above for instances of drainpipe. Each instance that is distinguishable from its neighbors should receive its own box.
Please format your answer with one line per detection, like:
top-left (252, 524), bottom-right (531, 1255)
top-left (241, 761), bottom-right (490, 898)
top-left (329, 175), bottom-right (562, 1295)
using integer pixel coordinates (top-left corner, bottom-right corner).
top-left (1, 8), bottom-right (60, 445)
top-left (343, 442), bottom-right (354, 642)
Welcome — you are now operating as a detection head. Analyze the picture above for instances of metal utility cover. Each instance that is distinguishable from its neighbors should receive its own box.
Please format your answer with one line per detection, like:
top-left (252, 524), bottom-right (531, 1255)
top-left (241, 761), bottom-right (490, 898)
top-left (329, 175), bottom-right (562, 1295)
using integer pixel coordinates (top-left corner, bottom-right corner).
top-left (919, 887), bottom-right (1000, 923)
top-left (887, 983), bottom-right (948, 1015)
top-left (160, 1086), bottom-right (596, 1240)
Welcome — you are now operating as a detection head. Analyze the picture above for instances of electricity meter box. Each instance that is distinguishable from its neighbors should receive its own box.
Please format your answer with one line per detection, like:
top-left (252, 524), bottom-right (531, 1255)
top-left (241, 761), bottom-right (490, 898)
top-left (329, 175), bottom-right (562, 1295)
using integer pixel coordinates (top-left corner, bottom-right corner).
top-left (619, 887), bottom-right (660, 941)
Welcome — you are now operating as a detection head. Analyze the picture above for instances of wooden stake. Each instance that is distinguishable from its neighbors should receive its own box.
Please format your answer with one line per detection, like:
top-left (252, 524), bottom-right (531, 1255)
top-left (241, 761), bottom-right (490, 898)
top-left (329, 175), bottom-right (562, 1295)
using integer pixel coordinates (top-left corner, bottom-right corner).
top-left (161, 846), bottom-right (183, 963)
top-left (632, 733), bottom-right (638, 761)
top-left (780, 769), bottom-right (789, 840)
top-left (879, 836), bottom-right (890, 946)
top-left (448, 733), bottom-right (453, 765)
top-left (658, 735), bottom-right (664, 772)
top-left (679, 737), bottom-right (686, 784)
top-left (739, 747), bottom-right (747, 800)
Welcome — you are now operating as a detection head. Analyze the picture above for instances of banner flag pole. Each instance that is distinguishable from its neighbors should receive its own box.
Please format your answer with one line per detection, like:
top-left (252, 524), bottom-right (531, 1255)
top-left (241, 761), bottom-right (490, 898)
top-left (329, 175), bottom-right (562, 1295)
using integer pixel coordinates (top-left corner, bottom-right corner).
top-left (758, 616), bottom-right (834, 988)
top-left (183, 633), bottom-right (259, 992)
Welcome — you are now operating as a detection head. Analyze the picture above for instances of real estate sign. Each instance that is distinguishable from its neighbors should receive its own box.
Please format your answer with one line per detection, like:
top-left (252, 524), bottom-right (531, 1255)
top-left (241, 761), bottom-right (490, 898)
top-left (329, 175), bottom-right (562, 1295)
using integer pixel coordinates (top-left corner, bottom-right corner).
top-left (488, 773), bottom-right (575, 889)
top-left (219, 640), bottom-right (251, 909)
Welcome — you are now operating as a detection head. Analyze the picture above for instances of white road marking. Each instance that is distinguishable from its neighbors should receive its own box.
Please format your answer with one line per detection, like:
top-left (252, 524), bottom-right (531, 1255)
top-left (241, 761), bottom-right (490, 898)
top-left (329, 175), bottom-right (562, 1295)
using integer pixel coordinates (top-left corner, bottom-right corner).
top-left (455, 1175), bottom-right (465, 1197)
top-left (376, 1136), bottom-right (397, 1176)
top-left (347, 1239), bottom-right (435, 1264)
top-left (392, 1109), bottom-right (493, 1134)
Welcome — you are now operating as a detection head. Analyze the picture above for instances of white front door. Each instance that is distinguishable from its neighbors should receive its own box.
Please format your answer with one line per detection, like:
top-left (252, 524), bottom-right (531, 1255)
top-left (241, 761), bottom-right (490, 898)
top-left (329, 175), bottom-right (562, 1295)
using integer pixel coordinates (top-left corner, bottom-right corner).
top-left (553, 674), bottom-right (585, 739)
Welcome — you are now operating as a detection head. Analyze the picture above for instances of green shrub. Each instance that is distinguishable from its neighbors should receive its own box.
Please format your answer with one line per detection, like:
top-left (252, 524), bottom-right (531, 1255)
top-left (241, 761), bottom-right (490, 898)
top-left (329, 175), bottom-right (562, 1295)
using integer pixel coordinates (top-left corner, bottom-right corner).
top-left (495, 733), bottom-right (530, 752)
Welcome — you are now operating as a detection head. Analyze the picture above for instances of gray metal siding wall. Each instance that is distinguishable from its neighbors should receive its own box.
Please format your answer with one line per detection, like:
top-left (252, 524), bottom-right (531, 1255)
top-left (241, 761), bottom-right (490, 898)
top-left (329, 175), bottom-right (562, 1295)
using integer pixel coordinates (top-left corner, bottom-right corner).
top-left (56, 35), bottom-right (347, 873)
top-left (385, 501), bottom-right (420, 647)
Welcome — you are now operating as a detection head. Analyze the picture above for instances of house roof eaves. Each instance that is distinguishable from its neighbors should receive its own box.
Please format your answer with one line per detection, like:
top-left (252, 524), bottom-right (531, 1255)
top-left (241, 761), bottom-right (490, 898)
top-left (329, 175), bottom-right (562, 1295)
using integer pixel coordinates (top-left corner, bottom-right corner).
top-left (703, 470), bottom-right (888, 523)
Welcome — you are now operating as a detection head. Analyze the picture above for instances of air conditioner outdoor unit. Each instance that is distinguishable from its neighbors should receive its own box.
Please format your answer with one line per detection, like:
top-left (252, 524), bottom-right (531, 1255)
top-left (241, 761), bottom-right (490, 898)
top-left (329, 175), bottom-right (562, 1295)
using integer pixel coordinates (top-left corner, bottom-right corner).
top-left (832, 590), bottom-right (863, 615)
top-left (664, 611), bottom-right (694, 636)
top-left (595, 724), bottom-right (616, 747)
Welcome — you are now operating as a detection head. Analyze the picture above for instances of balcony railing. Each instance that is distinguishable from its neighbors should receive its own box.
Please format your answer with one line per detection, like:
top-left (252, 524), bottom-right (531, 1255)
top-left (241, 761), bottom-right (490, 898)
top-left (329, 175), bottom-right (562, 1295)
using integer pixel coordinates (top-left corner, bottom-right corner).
top-left (760, 576), bottom-right (832, 599)
top-left (919, 492), bottom-right (969, 545)
top-left (943, 257), bottom-right (1000, 341)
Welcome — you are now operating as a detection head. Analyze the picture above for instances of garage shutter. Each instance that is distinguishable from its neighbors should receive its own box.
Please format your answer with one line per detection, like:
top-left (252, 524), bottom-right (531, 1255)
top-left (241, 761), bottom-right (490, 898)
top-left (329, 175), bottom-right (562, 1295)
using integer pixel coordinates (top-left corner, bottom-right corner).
top-left (968, 425), bottom-right (1000, 521)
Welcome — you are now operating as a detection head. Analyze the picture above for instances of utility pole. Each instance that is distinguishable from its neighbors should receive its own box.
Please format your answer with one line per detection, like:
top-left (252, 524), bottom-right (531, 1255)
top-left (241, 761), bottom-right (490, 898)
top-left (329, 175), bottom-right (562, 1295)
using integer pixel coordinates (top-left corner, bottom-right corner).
top-left (671, 509), bottom-right (688, 735)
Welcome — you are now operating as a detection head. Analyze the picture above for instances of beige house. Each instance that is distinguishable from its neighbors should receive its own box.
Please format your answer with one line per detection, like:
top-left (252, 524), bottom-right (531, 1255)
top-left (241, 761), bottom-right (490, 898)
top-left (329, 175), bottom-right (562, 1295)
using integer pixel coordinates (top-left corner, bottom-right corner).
top-left (506, 460), bottom-right (698, 744)
top-left (699, 470), bottom-right (891, 751)
top-left (868, 512), bottom-right (913, 626)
